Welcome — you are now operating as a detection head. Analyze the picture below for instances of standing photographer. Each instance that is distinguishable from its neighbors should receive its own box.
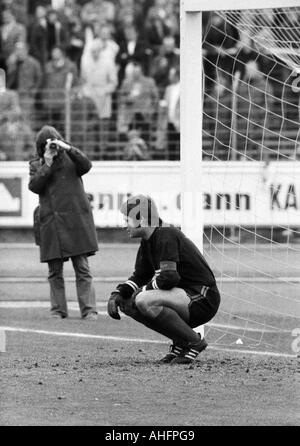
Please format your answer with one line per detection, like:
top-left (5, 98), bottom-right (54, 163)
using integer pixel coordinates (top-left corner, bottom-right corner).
top-left (29, 125), bottom-right (99, 320)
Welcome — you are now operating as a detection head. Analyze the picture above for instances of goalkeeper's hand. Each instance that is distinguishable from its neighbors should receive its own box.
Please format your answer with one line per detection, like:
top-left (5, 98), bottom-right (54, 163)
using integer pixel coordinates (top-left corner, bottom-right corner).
top-left (107, 292), bottom-right (122, 320)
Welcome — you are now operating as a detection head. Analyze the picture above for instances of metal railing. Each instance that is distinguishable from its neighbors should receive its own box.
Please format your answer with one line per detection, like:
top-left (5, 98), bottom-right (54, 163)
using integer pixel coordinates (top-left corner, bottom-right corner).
top-left (0, 85), bottom-right (298, 162)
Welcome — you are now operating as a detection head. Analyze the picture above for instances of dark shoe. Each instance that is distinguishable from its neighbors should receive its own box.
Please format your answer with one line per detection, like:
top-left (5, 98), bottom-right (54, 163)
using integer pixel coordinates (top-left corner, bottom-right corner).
top-left (157, 344), bottom-right (184, 363)
top-left (51, 312), bottom-right (67, 319)
top-left (82, 312), bottom-right (98, 321)
top-left (171, 336), bottom-right (208, 364)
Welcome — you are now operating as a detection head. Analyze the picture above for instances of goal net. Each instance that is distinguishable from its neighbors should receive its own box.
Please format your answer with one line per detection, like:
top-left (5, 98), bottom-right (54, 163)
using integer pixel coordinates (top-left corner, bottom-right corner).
top-left (182, 2), bottom-right (300, 356)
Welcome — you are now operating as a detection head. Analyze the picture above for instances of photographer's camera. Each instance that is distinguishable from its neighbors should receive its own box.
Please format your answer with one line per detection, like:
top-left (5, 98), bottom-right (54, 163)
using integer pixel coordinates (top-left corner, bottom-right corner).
top-left (49, 142), bottom-right (59, 151)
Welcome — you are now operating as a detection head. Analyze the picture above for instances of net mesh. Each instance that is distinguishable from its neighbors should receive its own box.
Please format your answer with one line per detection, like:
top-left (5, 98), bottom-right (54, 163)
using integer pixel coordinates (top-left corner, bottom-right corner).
top-left (200, 7), bottom-right (300, 355)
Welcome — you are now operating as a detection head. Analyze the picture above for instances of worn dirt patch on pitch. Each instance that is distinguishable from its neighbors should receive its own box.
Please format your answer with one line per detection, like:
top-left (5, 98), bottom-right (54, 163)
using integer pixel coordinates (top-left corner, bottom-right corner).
top-left (0, 330), bottom-right (298, 426)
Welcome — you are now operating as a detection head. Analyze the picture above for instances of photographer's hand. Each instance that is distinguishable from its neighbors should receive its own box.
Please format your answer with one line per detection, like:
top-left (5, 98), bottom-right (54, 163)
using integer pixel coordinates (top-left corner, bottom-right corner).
top-left (44, 139), bottom-right (57, 167)
top-left (51, 139), bottom-right (71, 151)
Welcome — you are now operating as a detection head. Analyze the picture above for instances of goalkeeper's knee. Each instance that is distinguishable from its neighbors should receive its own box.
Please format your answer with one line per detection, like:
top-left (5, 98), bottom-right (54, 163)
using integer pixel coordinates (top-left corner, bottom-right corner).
top-left (135, 292), bottom-right (163, 318)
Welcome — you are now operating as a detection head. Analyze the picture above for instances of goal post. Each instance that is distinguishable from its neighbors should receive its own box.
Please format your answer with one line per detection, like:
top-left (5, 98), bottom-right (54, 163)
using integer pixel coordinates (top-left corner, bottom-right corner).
top-left (180, 1), bottom-right (203, 252)
top-left (183, 0), bottom-right (300, 11)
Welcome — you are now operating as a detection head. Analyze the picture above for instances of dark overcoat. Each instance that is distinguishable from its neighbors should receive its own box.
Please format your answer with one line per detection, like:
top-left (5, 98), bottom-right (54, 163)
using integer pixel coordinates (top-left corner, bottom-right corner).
top-left (28, 129), bottom-right (98, 263)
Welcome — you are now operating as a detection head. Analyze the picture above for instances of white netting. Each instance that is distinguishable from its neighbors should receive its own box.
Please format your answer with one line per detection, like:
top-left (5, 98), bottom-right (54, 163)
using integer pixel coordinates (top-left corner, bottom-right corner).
top-left (200, 6), bottom-right (300, 355)
top-left (224, 8), bottom-right (300, 71)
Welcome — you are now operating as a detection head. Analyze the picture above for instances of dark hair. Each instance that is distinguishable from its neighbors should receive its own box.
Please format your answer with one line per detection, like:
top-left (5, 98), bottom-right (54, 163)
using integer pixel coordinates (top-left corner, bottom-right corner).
top-left (47, 8), bottom-right (57, 16)
top-left (51, 46), bottom-right (65, 56)
top-left (131, 57), bottom-right (143, 66)
top-left (35, 125), bottom-right (63, 157)
top-left (120, 195), bottom-right (163, 227)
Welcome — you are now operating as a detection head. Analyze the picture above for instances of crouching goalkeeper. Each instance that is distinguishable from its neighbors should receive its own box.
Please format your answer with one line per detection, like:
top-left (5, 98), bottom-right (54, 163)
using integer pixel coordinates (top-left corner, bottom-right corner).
top-left (107, 195), bottom-right (221, 364)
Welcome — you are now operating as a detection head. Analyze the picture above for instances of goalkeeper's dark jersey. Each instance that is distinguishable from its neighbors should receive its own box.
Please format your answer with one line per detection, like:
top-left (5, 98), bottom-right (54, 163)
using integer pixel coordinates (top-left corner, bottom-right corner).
top-left (117, 226), bottom-right (218, 299)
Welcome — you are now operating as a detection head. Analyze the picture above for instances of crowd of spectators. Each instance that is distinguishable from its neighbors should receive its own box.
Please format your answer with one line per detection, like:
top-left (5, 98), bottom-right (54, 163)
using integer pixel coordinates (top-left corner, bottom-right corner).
top-left (0, 1), bottom-right (299, 162)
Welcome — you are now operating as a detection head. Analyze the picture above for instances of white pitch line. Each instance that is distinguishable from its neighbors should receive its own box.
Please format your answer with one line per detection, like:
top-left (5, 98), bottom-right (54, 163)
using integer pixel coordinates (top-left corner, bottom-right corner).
top-left (0, 277), bottom-right (126, 283)
top-left (0, 301), bottom-right (109, 309)
top-left (209, 346), bottom-right (297, 359)
top-left (0, 301), bottom-right (89, 309)
top-left (0, 326), bottom-right (163, 344)
top-left (0, 243), bottom-right (298, 250)
top-left (0, 243), bottom-right (139, 249)
top-left (1, 276), bottom-right (300, 283)
top-left (0, 326), bottom-right (296, 359)
top-left (0, 243), bottom-right (141, 250)
top-left (205, 322), bottom-right (291, 334)
top-left (0, 301), bottom-right (292, 334)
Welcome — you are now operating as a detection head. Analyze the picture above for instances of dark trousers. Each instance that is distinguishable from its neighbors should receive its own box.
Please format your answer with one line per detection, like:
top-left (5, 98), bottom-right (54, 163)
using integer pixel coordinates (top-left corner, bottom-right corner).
top-left (48, 254), bottom-right (97, 318)
top-left (129, 113), bottom-right (151, 144)
top-left (167, 123), bottom-right (180, 160)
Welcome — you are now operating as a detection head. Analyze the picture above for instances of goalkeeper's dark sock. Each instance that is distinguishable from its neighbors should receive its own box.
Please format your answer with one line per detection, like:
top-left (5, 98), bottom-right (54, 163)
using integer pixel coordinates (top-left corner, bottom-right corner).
top-left (128, 307), bottom-right (185, 346)
top-left (151, 307), bottom-right (199, 344)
